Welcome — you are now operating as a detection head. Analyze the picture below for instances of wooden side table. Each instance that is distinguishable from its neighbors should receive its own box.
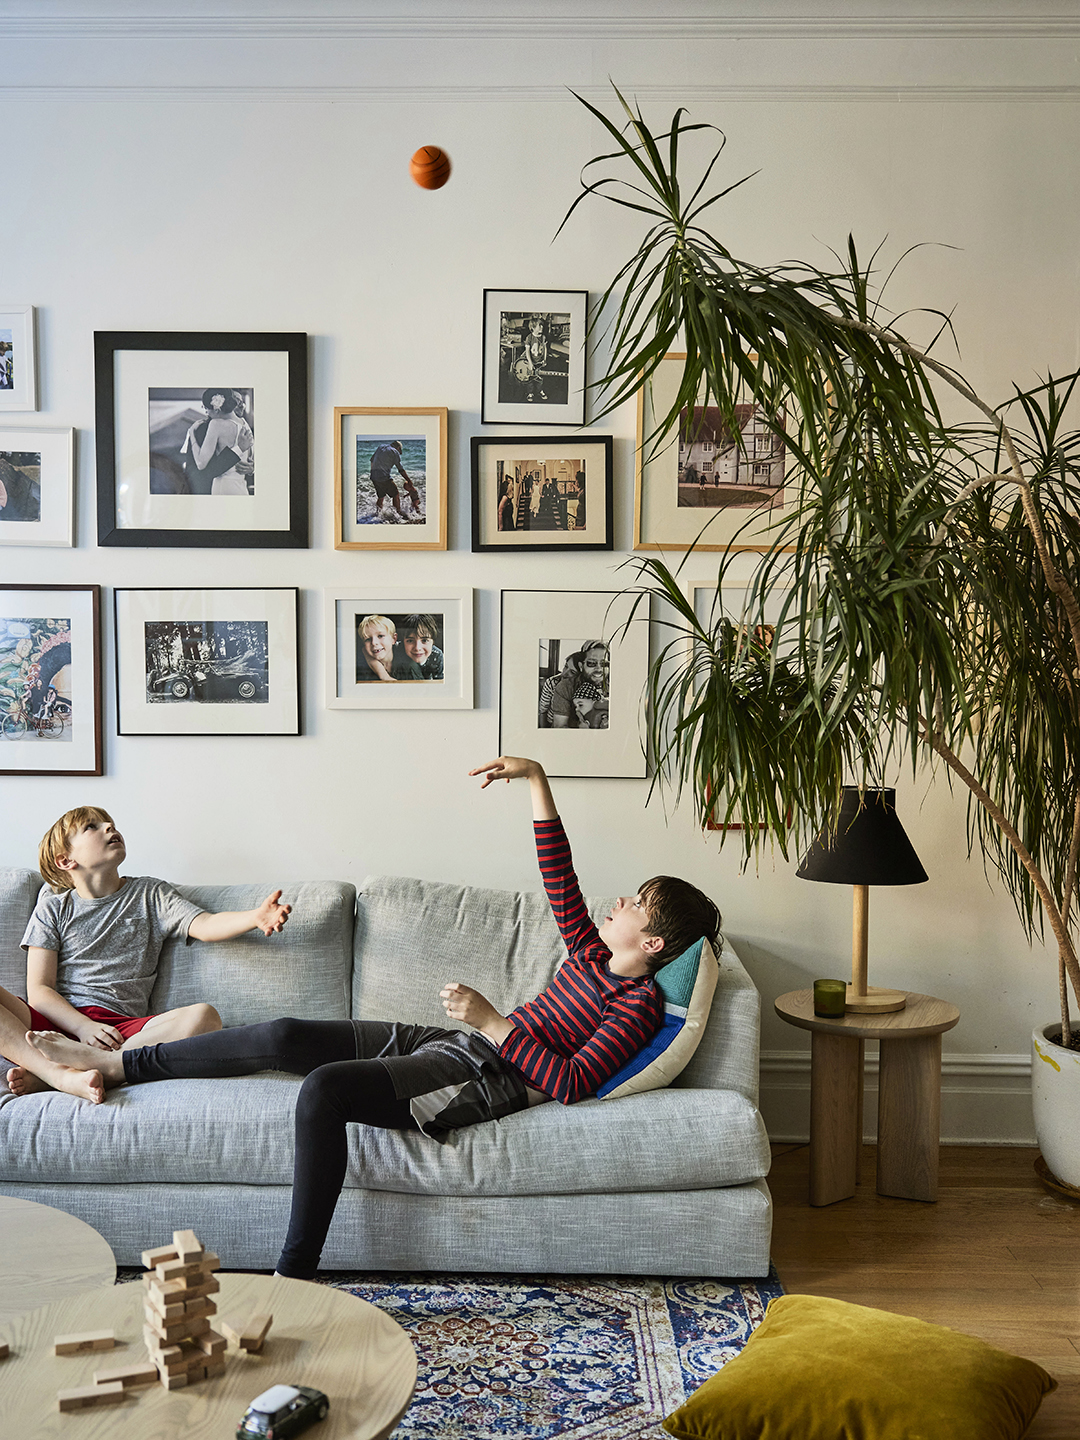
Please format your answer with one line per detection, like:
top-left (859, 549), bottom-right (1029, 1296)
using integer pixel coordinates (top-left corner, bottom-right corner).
top-left (0, 1195), bottom-right (116, 1324)
top-left (774, 990), bottom-right (960, 1207)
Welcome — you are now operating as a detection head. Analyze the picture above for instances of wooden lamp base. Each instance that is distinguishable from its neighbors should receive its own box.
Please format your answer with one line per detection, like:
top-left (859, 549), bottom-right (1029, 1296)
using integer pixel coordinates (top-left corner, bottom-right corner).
top-left (845, 984), bottom-right (907, 1014)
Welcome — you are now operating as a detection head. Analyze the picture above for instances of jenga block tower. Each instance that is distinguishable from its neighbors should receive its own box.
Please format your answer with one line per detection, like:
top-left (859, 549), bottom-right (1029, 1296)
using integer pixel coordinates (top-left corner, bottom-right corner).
top-left (141, 1230), bottom-right (227, 1389)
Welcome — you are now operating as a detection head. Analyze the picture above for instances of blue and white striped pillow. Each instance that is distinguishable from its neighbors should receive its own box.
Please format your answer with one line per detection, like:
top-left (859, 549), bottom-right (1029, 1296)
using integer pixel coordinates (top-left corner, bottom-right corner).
top-left (597, 936), bottom-right (720, 1100)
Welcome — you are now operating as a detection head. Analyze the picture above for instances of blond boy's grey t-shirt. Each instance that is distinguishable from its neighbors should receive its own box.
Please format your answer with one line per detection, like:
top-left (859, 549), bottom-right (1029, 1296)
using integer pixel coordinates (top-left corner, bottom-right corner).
top-left (21, 877), bottom-right (205, 1017)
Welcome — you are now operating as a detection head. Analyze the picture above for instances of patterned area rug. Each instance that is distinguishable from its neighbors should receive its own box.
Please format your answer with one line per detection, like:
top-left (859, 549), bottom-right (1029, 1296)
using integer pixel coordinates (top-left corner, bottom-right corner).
top-left (316, 1269), bottom-right (784, 1439)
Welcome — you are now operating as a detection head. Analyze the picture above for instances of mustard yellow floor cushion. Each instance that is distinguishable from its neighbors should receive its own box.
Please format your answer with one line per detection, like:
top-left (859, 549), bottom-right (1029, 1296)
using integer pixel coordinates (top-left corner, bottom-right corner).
top-left (663, 1294), bottom-right (1056, 1440)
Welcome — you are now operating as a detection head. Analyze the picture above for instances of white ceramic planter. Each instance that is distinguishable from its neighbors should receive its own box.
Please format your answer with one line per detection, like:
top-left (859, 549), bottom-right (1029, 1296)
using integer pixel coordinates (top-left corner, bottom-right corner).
top-left (1031, 1023), bottom-right (1080, 1187)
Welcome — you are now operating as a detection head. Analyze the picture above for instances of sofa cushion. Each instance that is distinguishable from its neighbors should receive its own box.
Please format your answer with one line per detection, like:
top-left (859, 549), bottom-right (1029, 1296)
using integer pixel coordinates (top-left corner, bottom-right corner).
top-left (0, 1074), bottom-right (769, 1195)
top-left (598, 937), bottom-right (719, 1099)
top-left (0, 868), bottom-right (42, 999)
top-left (150, 882), bottom-right (355, 1025)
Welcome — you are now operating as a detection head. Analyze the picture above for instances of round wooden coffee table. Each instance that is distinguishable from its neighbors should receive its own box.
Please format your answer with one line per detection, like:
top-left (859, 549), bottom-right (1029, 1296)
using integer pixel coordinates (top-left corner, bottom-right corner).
top-left (0, 1194), bottom-right (116, 1324)
top-left (0, 1272), bottom-right (416, 1439)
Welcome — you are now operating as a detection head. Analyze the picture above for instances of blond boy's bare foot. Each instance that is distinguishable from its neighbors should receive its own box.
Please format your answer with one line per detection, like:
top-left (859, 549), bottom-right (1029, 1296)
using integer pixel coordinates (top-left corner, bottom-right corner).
top-left (6, 1065), bottom-right (50, 1097)
top-left (27, 1030), bottom-right (119, 1095)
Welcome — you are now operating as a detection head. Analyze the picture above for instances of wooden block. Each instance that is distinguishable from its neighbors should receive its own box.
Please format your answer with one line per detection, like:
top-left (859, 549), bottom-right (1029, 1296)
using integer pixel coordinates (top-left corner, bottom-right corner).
top-left (202, 1354), bottom-right (226, 1378)
top-left (141, 1243), bottom-right (179, 1270)
top-left (144, 1307), bottom-right (211, 1343)
top-left (241, 1313), bottom-right (273, 1351)
top-left (145, 1290), bottom-right (185, 1321)
top-left (143, 1329), bottom-right (182, 1363)
top-left (159, 1369), bottom-right (188, 1390)
top-left (56, 1382), bottom-right (125, 1412)
top-left (54, 1329), bottom-right (115, 1356)
top-left (172, 1228), bottom-right (204, 1261)
top-left (145, 1293), bottom-right (215, 1327)
top-left (93, 1362), bottom-right (159, 1389)
top-left (155, 1252), bottom-right (220, 1284)
top-left (196, 1329), bottom-right (226, 1356)
top-left (0, 1340), bottom-right (8, 1359)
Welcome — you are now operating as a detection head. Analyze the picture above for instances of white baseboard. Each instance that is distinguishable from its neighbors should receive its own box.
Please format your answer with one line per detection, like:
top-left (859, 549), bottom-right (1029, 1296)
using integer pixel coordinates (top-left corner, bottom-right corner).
top-left (760, 1051), bottom-right (1036, 1147)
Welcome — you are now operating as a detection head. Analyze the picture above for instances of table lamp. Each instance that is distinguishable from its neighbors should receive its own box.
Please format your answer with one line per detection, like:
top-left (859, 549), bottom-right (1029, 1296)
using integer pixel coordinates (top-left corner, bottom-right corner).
top-left (796, 787), bottom-right (928, 1014)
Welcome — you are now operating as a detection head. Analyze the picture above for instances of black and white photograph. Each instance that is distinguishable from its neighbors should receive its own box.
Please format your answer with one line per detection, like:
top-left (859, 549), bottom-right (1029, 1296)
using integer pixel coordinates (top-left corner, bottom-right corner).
top-left (481, 289), bottom-right (587, 425)
top-left (0, 585), bottom-right (102, 776)
top-left (335, 407), bottom-right (447, 551)
top-left (471, 435), bottom-right (612, 552)
top-left (115, 588), bottom-right (299, 735)
top-left (500, 590), bottom-right (648, 777)
top-left (635, 352), bottom-right (796, 553)
top-left (355, 612), bottom-right (445, 684)
top-left (676, 404), bottom-right (786, 509)
top-left (326, 588), bottom-right (473, 709)
top-left (144, 619), bottom-right (269, 704)
top-left (537, 638), bottom-right (610, 729)
top-left (0, 428), bottom-right (74, 548)
top-left (96, 331), bottom-right (307, 548)
top-left (149, 388), bottom-right (255, 496)
top-left (0, 306), bottom-right (38, 412)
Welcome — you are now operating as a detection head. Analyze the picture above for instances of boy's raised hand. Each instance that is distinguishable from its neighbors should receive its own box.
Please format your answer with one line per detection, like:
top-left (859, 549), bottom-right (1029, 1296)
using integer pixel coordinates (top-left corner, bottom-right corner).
top-left (469, 756), bottom-right (537, 788)
top-left (440, 982), bottom-right (514, 1045)
top-left (255, 890), bottom-right (292, 936)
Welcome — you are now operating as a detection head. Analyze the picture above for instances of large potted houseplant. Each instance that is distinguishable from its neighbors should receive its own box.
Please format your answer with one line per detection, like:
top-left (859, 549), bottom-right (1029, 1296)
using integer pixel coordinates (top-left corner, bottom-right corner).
top-left (565, 90), bottom-right (1080, 1182)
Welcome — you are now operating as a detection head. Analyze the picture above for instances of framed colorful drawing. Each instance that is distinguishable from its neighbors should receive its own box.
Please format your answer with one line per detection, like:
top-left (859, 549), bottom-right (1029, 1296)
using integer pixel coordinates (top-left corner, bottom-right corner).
top-left (634, 351), bottom-right (793, 553)
top-left (95, 331), bottom-right (308, 548)
top-left (471, 434), bottom-right (612, 552)
top-left (334, 408), bottom-right (447, 550)
top-left (114, 588), bottom-right (300, 736)
top-left (0, 585), bottom-right (103, 776)
top-left (0, 305), bottom-right (38, 412)
top-left (0, 428), bottom-right (74, 547)
top-left (325, 587), bottom-right (473, 709)
top-left (499, 589), bottom-right (649, 778)
top-left (481, 289), bottom-right (587, 426)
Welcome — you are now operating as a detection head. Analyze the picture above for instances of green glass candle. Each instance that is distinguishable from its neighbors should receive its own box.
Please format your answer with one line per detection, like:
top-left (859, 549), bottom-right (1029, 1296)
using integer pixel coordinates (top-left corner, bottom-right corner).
top-left (813, 978), bottom-right (847, 1018)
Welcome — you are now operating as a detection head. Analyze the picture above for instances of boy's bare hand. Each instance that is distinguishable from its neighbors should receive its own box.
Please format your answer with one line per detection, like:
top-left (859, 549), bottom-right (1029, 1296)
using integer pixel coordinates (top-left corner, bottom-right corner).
top-left (255, 890), bottom-right (292, 936)
top-left (74, 1018), bottom-right (124, 1050)
top-left (469, 756), bottom-right (538, 788)
top-left (440, 981), bottom-right (505, 1031)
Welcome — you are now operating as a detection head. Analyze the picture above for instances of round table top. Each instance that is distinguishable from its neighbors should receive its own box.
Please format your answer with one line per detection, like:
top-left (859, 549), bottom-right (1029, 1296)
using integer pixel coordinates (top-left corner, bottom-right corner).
top-left (0, 1194), bottom-right (116, 1325)
top-left (774, 989), bottom-right (960, 1040)
top-left (0, 1271), bottom-right (416, 1440)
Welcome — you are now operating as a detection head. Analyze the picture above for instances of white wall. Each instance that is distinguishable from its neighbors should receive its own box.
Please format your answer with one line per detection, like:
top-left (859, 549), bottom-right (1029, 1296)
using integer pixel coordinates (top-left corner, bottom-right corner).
top-left (3, 1), bottom-right (1079, 1142)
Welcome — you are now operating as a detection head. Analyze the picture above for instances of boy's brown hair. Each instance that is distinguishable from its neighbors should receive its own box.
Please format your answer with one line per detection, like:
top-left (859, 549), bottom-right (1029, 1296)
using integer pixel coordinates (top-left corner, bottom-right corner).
top-left (637, 875), bottom-right (722, 975)
top-left (39, 807), bottom-right (114, 894)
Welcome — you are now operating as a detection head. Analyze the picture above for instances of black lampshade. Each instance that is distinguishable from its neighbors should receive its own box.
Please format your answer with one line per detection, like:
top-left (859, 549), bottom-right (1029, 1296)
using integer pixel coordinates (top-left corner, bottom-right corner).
top-left (796, 787), bottom-right (928, 887)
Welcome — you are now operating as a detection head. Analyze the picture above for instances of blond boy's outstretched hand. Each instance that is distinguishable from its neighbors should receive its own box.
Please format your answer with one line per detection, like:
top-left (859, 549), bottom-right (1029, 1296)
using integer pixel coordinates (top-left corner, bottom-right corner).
top-left (255, 890), bottom-right (292, 936)
top-left (469, 756), bottom-right (557, 821)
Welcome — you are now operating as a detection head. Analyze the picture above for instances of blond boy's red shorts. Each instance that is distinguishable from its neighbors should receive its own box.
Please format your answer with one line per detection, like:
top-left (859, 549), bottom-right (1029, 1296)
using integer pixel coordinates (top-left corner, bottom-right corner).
top-left (26, 1004), bottom-right (156, 1042)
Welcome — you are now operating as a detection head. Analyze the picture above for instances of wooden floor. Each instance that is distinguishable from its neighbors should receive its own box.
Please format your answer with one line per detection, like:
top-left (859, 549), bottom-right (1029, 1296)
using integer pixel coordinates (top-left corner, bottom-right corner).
top-left (770, 1144), bottom-right (1080, 1438)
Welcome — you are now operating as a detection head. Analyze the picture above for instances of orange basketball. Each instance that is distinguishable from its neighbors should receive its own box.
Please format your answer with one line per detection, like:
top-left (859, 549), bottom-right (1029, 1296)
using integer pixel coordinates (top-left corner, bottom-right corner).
top-left (410, 145), bottom-right (452, 190)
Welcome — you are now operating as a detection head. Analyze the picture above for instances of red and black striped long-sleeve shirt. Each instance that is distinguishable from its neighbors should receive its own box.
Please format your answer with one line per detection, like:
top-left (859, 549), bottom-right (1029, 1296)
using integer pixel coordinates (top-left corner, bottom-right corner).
top-left (496, 817), bottom-right (663, 1104)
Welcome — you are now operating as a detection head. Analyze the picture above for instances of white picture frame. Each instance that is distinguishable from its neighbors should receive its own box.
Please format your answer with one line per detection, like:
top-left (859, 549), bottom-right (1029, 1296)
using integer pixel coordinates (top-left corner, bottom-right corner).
top-left (0, 427), bottom-right (74, 547)
top-left (499, 589), bottom-right (650, 778)
top-left (0, 306), bottom-right (38, 413)
top-left (115, 587), bottom-right (300, 736)
top-left (325, 587), bottom-right (474, 709)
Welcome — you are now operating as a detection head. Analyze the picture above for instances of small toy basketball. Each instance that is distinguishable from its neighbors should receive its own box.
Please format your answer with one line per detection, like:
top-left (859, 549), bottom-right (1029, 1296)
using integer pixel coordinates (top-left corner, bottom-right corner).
top-left (410, 145), bottom-right (452, 190)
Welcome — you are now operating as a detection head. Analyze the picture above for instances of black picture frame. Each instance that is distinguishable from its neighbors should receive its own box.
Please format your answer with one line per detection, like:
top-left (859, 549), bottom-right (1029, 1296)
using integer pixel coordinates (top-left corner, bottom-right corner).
top-left (471, 434), bottom-right (613, 553)
top-left (95, 331), bottom-right (308, 548)
top-left (481, 289), bottom-right (588, 426)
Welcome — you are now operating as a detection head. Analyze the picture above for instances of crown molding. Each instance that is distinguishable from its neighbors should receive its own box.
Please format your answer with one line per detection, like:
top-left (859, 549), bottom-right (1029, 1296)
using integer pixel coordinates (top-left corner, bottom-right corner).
top-left (3, 13), bottom-right (1080, 41)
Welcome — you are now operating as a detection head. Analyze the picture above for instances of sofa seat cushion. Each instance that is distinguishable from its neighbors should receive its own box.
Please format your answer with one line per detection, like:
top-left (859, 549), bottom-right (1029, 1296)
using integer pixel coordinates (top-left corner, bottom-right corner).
top-left (150, 881), bottom-right (356, 1025)
top-left (0, 1077), bottom-right (768, 1195)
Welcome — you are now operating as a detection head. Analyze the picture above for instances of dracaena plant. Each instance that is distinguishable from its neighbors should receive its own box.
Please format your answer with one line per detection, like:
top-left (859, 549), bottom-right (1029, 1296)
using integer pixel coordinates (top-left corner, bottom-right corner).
top-left (564, 87), bottom-right (1080, 1043)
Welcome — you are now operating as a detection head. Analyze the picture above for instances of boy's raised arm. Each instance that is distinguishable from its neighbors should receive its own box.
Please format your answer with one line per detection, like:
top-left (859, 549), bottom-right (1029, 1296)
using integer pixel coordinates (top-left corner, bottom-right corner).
top-left (187, 890), bottom-right (291, 943)
top-left (469, 755), bottom-right (557, 821)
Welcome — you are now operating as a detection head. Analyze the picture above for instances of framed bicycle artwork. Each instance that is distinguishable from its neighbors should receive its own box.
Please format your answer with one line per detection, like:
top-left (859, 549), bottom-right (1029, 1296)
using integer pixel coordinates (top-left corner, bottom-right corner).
top-left (0, 584), bottom-right (103, 776)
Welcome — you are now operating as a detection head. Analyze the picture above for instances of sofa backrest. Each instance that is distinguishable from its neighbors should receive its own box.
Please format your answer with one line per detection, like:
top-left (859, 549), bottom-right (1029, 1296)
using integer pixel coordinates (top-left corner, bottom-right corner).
top-left (149, 881), bottom-right (356, 1026)
top-left (0, 868), bottom-right (42, 1000)
top-left (353, 874), bottom-right (761, 1102)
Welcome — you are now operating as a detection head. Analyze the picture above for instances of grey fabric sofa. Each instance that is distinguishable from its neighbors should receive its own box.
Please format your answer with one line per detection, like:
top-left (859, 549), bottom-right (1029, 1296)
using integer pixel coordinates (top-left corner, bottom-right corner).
top-left (0, 867), bottom-right (772, 1275)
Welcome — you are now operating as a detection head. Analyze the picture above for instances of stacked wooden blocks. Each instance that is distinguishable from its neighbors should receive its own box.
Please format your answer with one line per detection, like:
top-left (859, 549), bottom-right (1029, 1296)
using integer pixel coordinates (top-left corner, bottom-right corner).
top-left (142, 1229), bottom-right (227, 1389)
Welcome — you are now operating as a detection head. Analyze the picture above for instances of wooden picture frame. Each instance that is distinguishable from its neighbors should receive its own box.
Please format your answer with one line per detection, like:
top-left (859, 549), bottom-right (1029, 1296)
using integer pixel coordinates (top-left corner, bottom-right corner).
top-left (471, 434), bottom-right (613, 552)
top-left (334, 408), bottom-right (447, 551)
top-left (0, 305), bottom-right (38, 412)
top-left (481, 288), bottom-right (587, 426)
top-left (0, 584), bottom-right (103, 776)
top-left (95, 331), bottom-right (308, 548)
top-left (634, 351), bottom-right (793, 553)
top-left (0, 427), bottom-right (75, 547)
top-left (114, 587), bottom-right (301, 736)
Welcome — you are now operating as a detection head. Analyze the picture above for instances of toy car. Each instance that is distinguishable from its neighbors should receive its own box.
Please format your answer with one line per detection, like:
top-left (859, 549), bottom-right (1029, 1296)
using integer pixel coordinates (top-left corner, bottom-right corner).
top-left (236, 1384), bottom-right (329, 1439)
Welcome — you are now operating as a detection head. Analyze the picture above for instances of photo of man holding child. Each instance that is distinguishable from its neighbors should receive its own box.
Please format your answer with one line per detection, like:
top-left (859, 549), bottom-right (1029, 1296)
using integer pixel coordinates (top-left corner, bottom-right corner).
top-left (537, 638), bottom-right (609, 729)
top-left (355, 613), bottom-right (445, 684)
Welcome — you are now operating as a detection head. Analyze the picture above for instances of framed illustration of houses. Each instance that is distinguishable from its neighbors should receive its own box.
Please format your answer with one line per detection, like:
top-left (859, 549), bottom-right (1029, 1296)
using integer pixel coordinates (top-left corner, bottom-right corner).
top-left (633, 352), bottom-right (794, 553)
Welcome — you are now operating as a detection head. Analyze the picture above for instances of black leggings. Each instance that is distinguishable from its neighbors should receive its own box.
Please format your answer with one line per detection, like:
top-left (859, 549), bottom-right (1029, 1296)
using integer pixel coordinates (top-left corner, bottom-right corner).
top-left (122, 1019), bottom-right (417, 1279)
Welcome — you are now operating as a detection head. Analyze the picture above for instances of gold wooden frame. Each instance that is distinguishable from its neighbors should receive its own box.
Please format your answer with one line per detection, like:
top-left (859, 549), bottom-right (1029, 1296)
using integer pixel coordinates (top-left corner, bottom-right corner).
top-left (334, 406), bottom-right (447, 551)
